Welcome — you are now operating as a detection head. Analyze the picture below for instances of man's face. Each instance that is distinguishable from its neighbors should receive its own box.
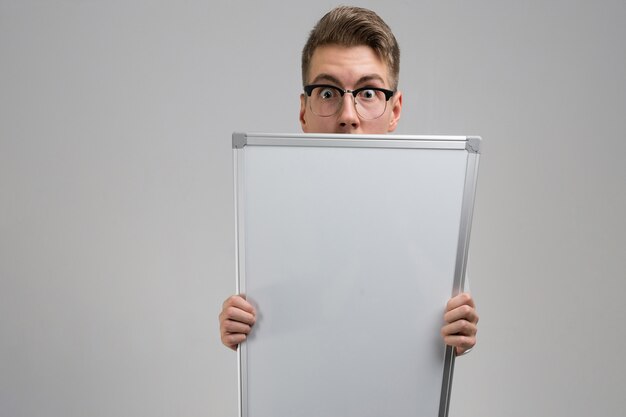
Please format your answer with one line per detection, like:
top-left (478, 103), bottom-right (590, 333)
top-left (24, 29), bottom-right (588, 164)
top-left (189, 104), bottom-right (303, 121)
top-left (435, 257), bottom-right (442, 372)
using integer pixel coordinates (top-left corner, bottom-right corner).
top-left (300, 45), bottom-right (402, 134)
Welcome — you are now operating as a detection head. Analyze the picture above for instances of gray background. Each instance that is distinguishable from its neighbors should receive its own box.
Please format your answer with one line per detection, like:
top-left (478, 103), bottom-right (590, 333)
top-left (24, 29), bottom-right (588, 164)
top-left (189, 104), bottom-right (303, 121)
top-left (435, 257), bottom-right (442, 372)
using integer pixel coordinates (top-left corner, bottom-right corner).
top-left (1, 1), bottom-right (624, 416)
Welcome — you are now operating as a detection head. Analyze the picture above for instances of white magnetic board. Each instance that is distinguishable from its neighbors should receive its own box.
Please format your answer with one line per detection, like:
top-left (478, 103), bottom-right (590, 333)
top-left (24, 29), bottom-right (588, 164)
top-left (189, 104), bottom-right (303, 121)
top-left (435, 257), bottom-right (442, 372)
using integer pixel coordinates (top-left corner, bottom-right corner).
top-left (233, 133), bottom-right (480, 417)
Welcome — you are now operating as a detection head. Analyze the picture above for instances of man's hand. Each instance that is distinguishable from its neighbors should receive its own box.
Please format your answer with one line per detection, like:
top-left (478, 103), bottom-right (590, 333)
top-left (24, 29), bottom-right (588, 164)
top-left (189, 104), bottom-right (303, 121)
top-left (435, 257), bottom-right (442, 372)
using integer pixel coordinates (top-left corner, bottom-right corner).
top-left (441, 292), bottom-right (479, 356)
top-left (219, 295), bottom-right (256, 350)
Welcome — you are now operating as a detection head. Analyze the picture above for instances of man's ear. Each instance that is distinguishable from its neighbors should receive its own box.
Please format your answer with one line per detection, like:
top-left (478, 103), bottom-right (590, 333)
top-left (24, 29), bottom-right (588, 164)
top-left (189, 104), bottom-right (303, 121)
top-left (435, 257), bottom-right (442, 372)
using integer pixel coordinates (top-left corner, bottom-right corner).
top-left (299, 93), bottom-right (308, 131)
top-left (387, 91), bottom-right (403, 132)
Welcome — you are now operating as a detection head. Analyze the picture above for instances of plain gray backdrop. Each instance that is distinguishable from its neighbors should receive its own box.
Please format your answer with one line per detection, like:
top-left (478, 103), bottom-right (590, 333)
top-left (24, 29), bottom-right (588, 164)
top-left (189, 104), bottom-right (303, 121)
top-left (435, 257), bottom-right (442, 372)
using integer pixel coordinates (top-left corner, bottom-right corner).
top-left (1, 1), bottom-right (625, 416)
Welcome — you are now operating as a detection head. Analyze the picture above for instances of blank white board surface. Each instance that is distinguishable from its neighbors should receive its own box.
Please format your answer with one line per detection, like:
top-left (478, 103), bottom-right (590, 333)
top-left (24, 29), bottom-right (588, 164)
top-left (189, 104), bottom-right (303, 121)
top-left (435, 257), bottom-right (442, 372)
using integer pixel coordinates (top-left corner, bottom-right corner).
top-left (233, 133), bottom-right (480, 417)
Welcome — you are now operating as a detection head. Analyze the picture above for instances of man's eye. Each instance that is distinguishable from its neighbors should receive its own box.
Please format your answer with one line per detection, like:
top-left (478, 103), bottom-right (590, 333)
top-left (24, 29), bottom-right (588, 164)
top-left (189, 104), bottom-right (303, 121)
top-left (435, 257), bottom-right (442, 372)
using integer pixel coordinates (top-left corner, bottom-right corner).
top-left (318, 88), bottom-right (337, 99)
top-left (359, 89), bottom-right (377, 100)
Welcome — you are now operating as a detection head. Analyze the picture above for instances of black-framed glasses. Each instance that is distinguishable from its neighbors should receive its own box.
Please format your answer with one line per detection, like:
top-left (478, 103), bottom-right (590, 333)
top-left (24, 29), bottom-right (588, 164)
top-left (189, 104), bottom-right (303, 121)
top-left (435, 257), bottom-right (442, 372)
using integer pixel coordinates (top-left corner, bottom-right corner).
top-left (304, 84), bottom-right (394, 120)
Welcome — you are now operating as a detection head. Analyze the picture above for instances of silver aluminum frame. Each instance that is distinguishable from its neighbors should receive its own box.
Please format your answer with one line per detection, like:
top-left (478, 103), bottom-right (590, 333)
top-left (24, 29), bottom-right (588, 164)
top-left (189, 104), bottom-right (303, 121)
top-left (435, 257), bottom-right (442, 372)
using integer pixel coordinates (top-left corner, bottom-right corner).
top-left (233, 132), bottom-right (481, 417)
top-left (438, 141), bottom-right (481, 417)
top-left (233, 132), bottom-right (475, 151)
top-left (233, 143), bottom-right (247, 417)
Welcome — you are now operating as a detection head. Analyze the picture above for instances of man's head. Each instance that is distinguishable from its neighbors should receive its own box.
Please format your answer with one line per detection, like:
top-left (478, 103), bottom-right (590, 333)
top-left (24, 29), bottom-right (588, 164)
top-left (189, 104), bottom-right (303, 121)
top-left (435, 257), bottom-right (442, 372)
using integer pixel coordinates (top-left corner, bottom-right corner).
top-left (299, 6), bottom-right (403, 134)
top-left (301, 6), bottom-right (400, 91)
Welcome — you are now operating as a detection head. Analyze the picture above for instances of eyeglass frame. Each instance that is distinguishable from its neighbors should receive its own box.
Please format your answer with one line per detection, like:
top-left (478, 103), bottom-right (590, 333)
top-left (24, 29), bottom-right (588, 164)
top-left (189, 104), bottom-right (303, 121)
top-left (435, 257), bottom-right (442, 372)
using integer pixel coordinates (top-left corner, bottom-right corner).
top-left (303, 84), bottom-right (395, 120)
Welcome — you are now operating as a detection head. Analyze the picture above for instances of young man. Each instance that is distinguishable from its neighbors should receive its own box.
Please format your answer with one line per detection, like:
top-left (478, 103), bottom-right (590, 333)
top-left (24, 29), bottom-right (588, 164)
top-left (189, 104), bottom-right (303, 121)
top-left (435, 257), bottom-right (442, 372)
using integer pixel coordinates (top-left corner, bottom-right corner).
top-left (219, 6), bottom-right (478, 356)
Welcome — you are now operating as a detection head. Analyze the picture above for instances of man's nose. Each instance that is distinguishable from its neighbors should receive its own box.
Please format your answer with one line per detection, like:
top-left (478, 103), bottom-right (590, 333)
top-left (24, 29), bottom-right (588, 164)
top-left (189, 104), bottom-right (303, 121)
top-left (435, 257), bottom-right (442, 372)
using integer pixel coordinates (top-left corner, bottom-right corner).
top-left (337, 94), bottom-right (359, 127)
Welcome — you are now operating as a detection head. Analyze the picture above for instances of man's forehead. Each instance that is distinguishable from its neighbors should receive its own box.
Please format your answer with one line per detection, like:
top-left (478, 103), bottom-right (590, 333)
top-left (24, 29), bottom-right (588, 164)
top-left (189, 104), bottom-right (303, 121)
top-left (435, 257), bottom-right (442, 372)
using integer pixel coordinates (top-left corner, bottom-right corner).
top-left (308, 44), bottom-right (392, 87)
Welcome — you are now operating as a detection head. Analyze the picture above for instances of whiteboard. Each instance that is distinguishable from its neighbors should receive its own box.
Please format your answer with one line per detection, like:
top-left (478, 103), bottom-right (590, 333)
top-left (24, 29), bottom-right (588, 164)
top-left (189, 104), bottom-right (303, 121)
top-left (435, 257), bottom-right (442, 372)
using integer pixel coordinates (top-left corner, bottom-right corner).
top-left (233, 133), bottom-right (480, 417)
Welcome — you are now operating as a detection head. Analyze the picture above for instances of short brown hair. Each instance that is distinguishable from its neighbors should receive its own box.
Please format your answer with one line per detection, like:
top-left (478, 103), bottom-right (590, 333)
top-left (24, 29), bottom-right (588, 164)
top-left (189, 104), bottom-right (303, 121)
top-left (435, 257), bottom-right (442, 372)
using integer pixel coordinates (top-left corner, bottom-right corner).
top-left (301, 6), bottom-right (400, 90)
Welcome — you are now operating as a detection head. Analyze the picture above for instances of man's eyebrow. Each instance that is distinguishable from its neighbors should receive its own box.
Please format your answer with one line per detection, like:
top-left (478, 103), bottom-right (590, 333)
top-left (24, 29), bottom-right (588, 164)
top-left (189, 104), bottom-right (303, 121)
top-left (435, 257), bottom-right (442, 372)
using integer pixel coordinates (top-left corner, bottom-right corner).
top-left (354, 74), bottom-right (386, 86)
top-left (310, 73), bottom-right (342, 85)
